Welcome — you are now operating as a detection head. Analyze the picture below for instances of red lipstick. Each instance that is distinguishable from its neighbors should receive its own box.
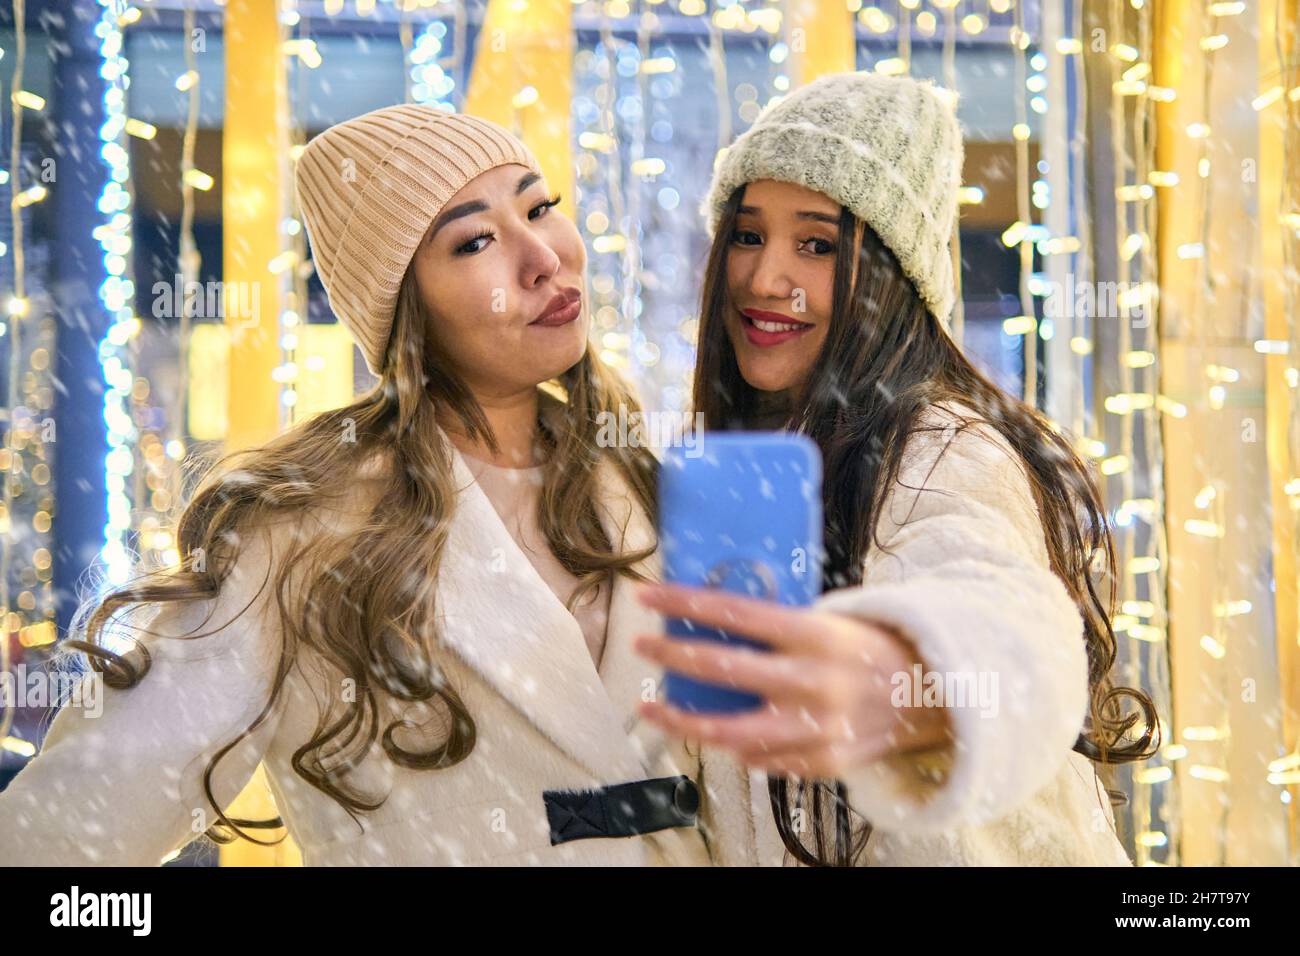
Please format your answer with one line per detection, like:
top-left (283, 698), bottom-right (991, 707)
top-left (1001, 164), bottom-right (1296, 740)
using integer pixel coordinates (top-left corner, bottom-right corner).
top-left (738, 308), bottom-right (815, 347)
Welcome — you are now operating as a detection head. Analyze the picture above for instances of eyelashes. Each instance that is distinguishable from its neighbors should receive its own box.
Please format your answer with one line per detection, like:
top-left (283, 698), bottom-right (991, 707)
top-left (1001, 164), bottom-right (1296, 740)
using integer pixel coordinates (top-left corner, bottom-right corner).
top-left (453, 193), bottom-right (564, 256)
top-left (729, 229), bottom-right (837, 255)
top-left (456, 227), bottom-right (495, 256)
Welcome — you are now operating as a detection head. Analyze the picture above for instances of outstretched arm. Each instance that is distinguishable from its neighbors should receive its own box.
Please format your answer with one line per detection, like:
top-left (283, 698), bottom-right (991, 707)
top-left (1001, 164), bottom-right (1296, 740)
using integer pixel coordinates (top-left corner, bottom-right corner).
top-left (814, 417), bottom-right (1089, 833)
top-left (632, 415), bottom-right (1089, 836)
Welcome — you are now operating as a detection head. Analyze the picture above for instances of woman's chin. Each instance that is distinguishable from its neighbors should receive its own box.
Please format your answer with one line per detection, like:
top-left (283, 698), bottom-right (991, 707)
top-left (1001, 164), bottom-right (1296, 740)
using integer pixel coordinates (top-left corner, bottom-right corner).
top-left (528, 330), bottom-right (588, 382)
top-left (736, 359), bottom-right (802, 395)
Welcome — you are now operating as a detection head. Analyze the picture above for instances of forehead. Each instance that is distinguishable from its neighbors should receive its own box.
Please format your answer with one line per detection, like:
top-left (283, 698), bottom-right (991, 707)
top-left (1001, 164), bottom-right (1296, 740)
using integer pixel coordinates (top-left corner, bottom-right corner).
top-left (422, 164), bottom-right (543, 243)
top-left (447, 163), bottom-right (540, 204)
top-left (739, 179), bottom-right (840, 215)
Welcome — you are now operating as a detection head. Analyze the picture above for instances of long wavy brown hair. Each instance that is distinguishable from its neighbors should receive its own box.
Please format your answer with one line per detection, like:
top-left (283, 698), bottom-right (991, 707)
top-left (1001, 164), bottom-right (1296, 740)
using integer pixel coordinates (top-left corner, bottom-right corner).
top-left (692, 185), bottom-right (1160, 867)
top-left (63, 261), bottom-right (659, 848)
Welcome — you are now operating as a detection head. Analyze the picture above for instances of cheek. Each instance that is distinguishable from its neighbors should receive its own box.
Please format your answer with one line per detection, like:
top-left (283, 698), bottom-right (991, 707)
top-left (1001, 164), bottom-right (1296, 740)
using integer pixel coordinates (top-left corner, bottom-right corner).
top-left (800, 266), bottom-right (835, 324)
top-left (554, 218), bottom-right (586, 271)
top-left (804, 320), bottom-right (832, 357)
top-left (430, 251), bottom-right (506, 319)
top-left (414, 254), bottom-right (505, 358)
top-left (724, 253), bottom-right (746, 301)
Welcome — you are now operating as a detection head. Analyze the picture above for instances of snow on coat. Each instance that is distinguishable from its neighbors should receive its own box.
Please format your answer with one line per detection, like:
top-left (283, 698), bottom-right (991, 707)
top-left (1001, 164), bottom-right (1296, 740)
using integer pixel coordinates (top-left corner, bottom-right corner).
top-left (812, 401), bottom-right (1133, 866)
top-left (0, 429), bottom-right (765, 866)
top-left (0, 401), bottom-right (1132, 866)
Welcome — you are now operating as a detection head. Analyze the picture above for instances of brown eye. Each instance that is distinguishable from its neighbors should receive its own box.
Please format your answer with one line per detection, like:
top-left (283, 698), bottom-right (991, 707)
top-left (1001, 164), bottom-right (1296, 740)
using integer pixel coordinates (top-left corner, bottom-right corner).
top-left (455, 229), bottom-right (494, 256)
top-left (530, 194), bottom-right (562, 219)
top-left (799, 237), bottom-right (836, 255)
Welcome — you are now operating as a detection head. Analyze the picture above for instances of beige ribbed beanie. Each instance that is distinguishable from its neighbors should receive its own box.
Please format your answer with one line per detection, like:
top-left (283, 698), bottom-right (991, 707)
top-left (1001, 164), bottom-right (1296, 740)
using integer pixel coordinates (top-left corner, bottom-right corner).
top-left (702, 71), bottom-right (964, 330)
top-left (295, 105), bottom-right (543, 374)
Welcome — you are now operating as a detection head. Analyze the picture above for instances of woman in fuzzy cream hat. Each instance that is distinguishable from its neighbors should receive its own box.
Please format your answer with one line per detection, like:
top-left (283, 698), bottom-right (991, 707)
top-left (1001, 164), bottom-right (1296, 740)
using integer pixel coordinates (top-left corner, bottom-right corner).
top-left (633, 71), bottom-right (1159, 866)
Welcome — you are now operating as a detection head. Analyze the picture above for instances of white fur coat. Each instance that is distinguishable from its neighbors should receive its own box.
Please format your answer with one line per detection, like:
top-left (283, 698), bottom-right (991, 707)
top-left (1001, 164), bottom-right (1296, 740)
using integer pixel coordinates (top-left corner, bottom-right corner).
top-left (811, 403), bottom-right (1134, 865)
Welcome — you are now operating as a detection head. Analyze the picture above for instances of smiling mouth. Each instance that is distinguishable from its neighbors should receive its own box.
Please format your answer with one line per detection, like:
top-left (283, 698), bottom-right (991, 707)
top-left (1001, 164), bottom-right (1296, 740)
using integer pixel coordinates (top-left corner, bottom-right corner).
top-left (744, 313), bottom-right (812, 332)
top-left (738, 309), bottom-right (815, 346)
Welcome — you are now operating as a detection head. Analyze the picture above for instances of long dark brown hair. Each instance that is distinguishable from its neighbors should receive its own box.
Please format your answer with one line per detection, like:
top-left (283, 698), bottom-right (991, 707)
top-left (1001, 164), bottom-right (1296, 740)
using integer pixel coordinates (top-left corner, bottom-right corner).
top-left (692, 185), bottom-right (1159, 866)
top-left (63, 260), bottom-right (659, 849)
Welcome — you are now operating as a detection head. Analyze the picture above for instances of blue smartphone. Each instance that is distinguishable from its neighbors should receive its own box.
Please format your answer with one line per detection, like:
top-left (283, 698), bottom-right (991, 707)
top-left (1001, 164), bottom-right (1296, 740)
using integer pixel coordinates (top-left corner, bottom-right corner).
top-left (657, 432), bottom-right (823, 714)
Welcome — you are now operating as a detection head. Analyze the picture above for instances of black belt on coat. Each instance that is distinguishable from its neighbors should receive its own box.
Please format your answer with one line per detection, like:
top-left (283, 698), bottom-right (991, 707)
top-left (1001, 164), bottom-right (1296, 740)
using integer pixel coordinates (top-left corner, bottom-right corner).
top-left (543, 775), bottom-right (700, 845)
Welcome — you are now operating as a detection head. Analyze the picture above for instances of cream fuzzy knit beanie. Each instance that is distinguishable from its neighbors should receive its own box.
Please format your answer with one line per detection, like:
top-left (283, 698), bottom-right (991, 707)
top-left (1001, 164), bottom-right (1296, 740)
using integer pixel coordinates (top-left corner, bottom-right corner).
top-left (295, 105), bottom-right (543, 374)
top-left (702, 71), bottom-right (964, 329)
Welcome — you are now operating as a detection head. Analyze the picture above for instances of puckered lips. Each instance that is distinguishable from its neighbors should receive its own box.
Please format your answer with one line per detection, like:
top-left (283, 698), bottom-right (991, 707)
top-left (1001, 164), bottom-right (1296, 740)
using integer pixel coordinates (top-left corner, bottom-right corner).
top-left (530, 287), bottom-right (583, 327)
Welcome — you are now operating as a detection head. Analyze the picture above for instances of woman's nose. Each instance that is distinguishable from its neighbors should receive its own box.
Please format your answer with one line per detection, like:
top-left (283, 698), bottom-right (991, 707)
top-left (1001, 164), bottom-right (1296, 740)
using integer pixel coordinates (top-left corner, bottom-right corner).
top-left (747, 246), bottom-right (795, 301)
top-left (519, 229), bottom-right (563, 287)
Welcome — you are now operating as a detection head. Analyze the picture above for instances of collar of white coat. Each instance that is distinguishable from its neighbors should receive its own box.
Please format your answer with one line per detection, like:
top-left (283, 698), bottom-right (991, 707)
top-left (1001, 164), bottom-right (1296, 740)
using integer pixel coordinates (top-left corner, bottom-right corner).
top-left (425, 402), bottom-right (771, 863)
top-left (433, 416), bottom-right (649, 781)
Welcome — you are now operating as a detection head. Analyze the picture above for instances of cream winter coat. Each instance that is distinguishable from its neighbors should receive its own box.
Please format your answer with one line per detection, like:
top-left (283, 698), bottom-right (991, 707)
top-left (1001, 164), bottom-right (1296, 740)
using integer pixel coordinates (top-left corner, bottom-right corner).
top-left (0, 424), bottom-right (775, 867)
top-left (812, 402), bottom-right (1134, 866)
top-left (0, 401), bottom-right (1132, 867)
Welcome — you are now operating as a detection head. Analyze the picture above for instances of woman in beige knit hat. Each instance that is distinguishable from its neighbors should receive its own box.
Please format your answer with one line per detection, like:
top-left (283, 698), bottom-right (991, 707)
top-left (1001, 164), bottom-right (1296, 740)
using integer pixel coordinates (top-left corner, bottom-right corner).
top-left (633, 71), bottom-right (1158, 867)
top-left (0, 106), bottom-right (774, 866)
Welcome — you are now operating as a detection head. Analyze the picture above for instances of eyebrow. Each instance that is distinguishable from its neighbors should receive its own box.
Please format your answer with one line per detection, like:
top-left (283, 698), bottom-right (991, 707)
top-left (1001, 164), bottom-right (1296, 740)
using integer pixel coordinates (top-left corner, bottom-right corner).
top-left (426, 170), bottom-right (543, 243)
top-left (736, 204), bottom-right (840, 225)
